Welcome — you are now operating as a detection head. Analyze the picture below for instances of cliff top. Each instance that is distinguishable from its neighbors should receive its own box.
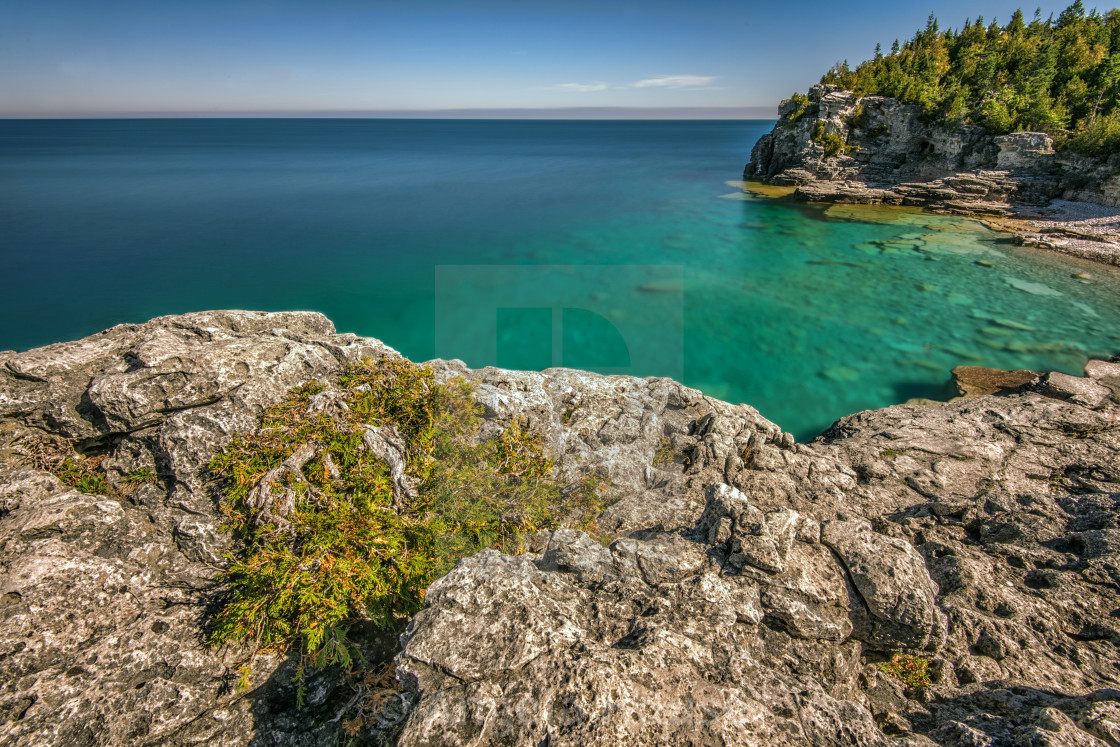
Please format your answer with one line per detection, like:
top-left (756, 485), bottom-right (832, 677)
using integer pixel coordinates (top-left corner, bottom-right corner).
top-left (1, 310), bottom-right (1119, 744)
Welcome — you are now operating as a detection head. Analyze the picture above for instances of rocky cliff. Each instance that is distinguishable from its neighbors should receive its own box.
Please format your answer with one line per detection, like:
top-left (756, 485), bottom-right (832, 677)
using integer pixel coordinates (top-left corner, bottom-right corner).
top-left (745, 84), bottom-right (1120, 217)
top-left (2, 311), bottom-right (1120, 745)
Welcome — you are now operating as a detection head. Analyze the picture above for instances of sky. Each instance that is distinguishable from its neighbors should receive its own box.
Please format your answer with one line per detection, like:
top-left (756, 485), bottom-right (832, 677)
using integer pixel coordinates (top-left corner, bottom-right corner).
top-left (0, 0), bottom-right (1092, 118)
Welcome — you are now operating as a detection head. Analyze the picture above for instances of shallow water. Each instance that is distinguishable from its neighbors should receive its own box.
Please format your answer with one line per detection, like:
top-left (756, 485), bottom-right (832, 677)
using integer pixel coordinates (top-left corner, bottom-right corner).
top-left (2, 119), bottom-right (1118, 439)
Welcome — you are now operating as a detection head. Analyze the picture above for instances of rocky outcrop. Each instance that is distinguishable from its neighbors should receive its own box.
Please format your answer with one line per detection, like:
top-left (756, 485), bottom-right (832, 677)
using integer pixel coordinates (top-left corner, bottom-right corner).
top-left (0, 311), bottom-right (400, 745)
top-left (1, 311), bottom-right (1120, 745)
top-left (744, 84), bottom-right (1120, 264)
top-left (745, 84), bottom-right (1120, 210)
top-left (398, 354), bottom-right (1120, 746)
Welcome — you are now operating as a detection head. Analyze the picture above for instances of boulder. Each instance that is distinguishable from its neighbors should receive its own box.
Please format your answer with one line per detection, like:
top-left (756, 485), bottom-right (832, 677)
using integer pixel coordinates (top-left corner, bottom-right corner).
top-left (821, 520), bottom-right (944, 651)
top-left (1035, 371), bottom-right (1113, 409)
top-left (951, 365), bottom-right (1041, 398)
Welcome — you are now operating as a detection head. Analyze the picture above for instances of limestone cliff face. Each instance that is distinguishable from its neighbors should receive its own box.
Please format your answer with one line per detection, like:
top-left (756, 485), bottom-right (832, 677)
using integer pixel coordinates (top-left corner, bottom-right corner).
top-left (1, 312), bottom-right (1119, 745)
top-left (745, 84), bottom-right (1120, 211)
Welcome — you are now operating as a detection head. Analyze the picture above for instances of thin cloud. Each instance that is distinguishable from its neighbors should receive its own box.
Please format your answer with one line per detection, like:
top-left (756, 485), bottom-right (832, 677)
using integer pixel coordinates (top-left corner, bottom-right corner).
top-left (629, 75), bottom-right (716, 89)
top-left (553, 82), bottom-right (609, 92)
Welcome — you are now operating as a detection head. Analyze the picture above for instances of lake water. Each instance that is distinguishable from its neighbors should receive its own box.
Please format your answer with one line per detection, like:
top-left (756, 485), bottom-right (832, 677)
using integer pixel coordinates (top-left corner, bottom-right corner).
top-left (2, 119), bottom-right (1119, 439)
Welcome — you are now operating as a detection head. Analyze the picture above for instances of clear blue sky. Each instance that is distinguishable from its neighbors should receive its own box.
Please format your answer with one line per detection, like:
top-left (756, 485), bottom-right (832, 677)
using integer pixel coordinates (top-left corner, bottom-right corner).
top-left (0, 0), bottom-right (1090, 117)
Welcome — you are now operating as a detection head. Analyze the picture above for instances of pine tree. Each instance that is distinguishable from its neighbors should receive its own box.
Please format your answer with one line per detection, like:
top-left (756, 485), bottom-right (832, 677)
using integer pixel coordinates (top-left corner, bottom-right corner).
top-left (814, 2), bottom-right (1120, 154)
top-left (1010, 9), bottom-right (1026, 35)
top-left (1058, 0), bottom-right (1086, 28)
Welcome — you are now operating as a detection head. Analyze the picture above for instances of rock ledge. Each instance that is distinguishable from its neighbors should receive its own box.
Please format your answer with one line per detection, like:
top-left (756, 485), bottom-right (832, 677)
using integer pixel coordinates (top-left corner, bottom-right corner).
top-left (0, 311), bottom-right (1118, 745)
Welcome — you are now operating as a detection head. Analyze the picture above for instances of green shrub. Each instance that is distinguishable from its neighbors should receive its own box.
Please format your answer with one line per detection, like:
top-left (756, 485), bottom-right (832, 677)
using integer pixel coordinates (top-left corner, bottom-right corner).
top-left (14, 432), bottom-right (96, 492)
top-left (14, 432), bottom-right (146, 498)
top-left (53, 454), bottom-right (110, 495)
top-left (878, 653), bottom-right (932, 688)
top-left (822, 132), bottom-right (844, 158)
top-left (850, 102), bottom-right (870, 129)
top-left (561, 404), bottom-right (582, 424)
top-left (809, 119), bottom-right (845, 157)
top-left (123, 467), bottom-right (157, 485)
top-left (978, 98), bottom-right (1014, 134)
top-left (786, 92), bottom-right (811, 124)
top-left (208, 357), bottom-right (604, 682)
top-left (1062, 111), bottom-right (1120, 156)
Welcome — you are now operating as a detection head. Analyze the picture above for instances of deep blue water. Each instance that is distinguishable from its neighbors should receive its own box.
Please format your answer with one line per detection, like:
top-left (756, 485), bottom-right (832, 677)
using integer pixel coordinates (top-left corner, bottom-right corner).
top-left (2, 119), bottom-right (1119, 439)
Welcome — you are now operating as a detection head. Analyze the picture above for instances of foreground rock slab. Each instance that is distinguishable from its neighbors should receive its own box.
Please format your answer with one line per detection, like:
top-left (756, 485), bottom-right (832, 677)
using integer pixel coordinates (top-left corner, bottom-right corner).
top-left (0, 311), bottom-right (399, 745)
top-left (0, 311), bottom-right (1118, 745)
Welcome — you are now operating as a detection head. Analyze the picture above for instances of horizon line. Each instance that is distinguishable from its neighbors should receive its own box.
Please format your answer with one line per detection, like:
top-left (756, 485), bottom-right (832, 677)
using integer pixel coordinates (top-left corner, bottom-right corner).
top-left (1, 105), bottom-right (778, 121)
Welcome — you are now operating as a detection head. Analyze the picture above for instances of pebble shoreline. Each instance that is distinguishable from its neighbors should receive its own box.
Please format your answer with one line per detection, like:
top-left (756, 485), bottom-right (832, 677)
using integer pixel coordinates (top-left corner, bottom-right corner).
top-left (985, 200), bottom-right (1120, 266)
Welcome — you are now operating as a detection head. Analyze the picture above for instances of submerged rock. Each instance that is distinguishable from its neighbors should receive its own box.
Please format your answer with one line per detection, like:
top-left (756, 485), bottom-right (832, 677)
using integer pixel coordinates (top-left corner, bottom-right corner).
top-left (951, 365), bottom-right (1041, 398)
top-left (0, 311), bottom-right (1118, 745)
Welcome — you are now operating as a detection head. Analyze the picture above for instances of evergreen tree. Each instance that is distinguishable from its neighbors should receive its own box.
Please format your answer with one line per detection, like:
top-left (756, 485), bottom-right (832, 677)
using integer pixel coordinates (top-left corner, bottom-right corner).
top-left (1058, 0), bottom-right (1087, 27)
top-left (815, 2), bottom-right (1120, 154)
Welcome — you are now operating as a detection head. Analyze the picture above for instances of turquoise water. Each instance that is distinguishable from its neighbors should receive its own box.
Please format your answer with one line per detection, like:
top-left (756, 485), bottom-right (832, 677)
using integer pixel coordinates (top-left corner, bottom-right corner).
top-left (2, 119), bottom-right (1119, 439)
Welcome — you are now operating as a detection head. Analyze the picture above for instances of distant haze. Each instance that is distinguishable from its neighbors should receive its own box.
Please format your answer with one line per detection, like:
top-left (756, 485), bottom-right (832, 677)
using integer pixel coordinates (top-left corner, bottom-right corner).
top-left (0, 0), bottom-right (1089, 118)
top-left (3, 107), bottom-right (775, 120)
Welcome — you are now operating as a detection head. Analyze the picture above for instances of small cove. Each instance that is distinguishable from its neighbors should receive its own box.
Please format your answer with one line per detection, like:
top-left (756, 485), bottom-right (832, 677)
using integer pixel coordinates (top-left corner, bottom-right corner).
top-left (2, 118), bottom-right (1119, 439)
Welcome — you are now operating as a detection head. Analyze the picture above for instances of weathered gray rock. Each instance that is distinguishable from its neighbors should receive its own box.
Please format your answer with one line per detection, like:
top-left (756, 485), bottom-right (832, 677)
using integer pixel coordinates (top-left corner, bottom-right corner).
top-left (538, 528), bottom-right (615, 582)
top-left (0, 311), bottom-right (1118, 745)
top-left (1036, 370), bottom-right (1114, 408)
top-left (994, 131), bottom-right (1056, 170)
top-left (743, 84), bottom-right (1120, 238)
top-left (397, 543), bottom-right (882, 747)
top-left (0, 311), bottom-right (399, 746)
top-left (397, 349), bottom-right (1120, 743)
top-left (821, 519), bottom-right (943, 652)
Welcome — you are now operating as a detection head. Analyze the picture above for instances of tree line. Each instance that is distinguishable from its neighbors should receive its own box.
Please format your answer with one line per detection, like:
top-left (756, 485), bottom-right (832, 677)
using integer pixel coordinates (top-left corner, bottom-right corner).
top-left (819, 1), bottom-right (1120, 155)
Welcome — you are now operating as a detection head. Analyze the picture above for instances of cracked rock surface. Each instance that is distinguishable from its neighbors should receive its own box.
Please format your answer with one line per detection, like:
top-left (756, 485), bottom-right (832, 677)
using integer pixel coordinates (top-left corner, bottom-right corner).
top-left (1, 310), bottom-right (1118, 745)
top-left (404, 348), bottom-right (1120, 745)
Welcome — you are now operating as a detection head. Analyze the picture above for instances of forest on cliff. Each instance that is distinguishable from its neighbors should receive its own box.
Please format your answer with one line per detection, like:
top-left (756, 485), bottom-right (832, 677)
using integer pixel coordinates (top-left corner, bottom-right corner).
top-left (819, 1), bottom-right (1120, 154)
